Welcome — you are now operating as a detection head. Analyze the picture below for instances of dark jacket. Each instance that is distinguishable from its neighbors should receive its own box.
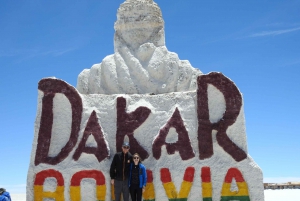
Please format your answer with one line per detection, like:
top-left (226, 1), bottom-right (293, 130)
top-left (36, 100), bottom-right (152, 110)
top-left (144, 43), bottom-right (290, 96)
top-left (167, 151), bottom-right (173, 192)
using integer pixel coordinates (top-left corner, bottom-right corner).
top-left (128, 163), bottom-right (147, 188)
top-left (0, 192), bottom-right (11, 201)
top-left (110, 152), bottom-right (132, 181)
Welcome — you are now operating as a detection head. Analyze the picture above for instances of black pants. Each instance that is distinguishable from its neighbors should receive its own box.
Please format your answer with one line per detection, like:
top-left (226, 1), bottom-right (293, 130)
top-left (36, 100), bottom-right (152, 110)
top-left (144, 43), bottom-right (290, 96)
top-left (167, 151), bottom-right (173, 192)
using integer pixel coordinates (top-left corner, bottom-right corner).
top-left (130, 186), bottom-right (142, 201)
top-left (114, 179), bottom-right (129, 201)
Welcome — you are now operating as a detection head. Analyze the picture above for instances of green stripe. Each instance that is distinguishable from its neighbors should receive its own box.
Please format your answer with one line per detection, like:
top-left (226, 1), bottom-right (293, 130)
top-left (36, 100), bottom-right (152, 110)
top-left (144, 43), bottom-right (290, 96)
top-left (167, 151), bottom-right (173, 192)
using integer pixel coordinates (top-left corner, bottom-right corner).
top-left (221, 196), bottom-right (250, 201)
top-left (168, 197), bottom-right (213, 201)
top-left (144, 200), bottom-right (155, 201)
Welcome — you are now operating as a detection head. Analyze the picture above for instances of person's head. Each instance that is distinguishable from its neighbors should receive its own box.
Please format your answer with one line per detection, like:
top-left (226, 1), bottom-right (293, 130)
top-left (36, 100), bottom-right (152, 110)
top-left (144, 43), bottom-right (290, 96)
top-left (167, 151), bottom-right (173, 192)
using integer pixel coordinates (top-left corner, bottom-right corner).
top-left (114, 0), bottom-right (165, 50)
top-left (122, 142), bottom-right (130, 154)
top-left (133, 153), bottom-right (141, 164)
top-left (0, 188), bottom-right (6, 195)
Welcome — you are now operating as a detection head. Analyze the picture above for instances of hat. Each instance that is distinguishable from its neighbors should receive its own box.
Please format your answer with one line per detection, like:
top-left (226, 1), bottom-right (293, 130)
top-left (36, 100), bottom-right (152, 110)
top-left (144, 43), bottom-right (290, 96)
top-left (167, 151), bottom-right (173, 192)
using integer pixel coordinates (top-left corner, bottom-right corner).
top-left (122, 142), bottom-right (130, 147)
top-left (0, 188), bottom-right (5, 194)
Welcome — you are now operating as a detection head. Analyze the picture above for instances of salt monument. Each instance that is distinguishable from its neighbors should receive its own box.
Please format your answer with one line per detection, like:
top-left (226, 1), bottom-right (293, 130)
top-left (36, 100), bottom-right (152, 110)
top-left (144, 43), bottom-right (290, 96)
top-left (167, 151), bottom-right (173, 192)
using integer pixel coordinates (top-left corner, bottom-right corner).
top-left (77, 0), bottom-right (202, 95)
top-left (27, 0), bottom-right (265, 200)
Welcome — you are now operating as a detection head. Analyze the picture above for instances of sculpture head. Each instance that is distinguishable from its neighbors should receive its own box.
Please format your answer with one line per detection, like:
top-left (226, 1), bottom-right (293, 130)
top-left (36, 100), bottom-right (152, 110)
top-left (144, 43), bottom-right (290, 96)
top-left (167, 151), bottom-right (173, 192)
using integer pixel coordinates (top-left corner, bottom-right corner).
top-left (114, 0), bottom-right (165, 50)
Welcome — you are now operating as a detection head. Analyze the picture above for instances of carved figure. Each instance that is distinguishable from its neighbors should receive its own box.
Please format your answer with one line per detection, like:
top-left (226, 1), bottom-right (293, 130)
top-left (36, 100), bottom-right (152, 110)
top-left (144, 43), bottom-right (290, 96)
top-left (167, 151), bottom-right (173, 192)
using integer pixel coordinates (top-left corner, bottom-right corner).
top-left (77, 0), bottom-right (202, 94)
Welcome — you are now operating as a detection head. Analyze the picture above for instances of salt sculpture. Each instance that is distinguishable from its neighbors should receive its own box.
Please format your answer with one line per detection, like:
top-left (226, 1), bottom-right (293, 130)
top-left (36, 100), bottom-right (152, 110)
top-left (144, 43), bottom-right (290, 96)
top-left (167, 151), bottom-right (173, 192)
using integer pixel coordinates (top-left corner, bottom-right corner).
top-left (27, 0), bottom-right (264, 200)
top-left (77, 0), bottom-right (202, 95)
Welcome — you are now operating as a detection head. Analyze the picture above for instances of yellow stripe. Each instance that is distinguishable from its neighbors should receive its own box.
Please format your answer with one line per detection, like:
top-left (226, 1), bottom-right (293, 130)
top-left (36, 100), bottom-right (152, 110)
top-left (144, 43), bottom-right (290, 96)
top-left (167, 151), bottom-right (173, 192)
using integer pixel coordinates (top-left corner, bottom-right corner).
top-left (178, 181), bottom-right (192, 198)
top-left (202, 182), bottom-right (212, 198)
top-left (163, 182), bottom-right (178, 198)
top-left (96, 185), bottom-right (106, 201)
top-left (70, 186), bottom-right (80, 201)
top-left (34, 185), bottom-right (64, 201)
top-left (143, 183), bottom-right (155, 200)
top-left (70, 185), bottom-right (106, 201)
top-left (221, 182), bottom-right (249, 196)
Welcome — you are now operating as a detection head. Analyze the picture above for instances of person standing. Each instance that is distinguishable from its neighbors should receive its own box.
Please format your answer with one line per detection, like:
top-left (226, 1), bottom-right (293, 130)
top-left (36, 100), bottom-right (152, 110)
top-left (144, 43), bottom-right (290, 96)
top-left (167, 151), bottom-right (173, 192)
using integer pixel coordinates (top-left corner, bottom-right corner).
top-left (110, 142), bottom-right (132, 201)
top-left (0, 188), bottom-right (11, 201)
top-left (128, 153), bottom-right (147, 201)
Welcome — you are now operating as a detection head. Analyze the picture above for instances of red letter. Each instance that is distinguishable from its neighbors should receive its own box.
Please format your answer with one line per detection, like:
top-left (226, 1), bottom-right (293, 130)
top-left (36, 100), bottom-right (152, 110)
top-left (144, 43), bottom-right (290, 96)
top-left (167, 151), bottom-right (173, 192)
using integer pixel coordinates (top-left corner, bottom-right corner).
top-left (34, 78), bottom-right (82, 165)
top-left (34, 169), bottom-right (64, 201)
top-left (116, 97), bottom-right (151, 160)
top-left (73, 111), bottom-right (109, 162)
top-left (160, 167), bottom-right (195, 199)
top-left (152, 108), bottom-right (195, 160)
top-left (201, 167), bottom-right (212, 201)
top-left (197, 73), bottom-right (247, 161)
top-left (221, 168), bottom-right (250, 200)
top-left (143, 170), bottom-right (155, 200)
top-left (70, 170), bottom-right (106, 201)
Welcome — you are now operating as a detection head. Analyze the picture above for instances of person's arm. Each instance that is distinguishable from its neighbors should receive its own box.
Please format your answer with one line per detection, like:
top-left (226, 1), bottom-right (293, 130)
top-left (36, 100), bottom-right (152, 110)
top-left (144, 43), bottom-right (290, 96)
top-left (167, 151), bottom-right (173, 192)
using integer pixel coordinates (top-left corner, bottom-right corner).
top-left (110, 154), bottom-right (117, 184)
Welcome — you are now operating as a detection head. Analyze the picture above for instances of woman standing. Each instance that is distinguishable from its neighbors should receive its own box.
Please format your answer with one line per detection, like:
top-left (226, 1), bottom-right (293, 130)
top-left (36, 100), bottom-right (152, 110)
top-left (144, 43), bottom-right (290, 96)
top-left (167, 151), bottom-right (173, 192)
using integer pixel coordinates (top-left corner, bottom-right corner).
top-left (128, 153), bottom-right (147, 201)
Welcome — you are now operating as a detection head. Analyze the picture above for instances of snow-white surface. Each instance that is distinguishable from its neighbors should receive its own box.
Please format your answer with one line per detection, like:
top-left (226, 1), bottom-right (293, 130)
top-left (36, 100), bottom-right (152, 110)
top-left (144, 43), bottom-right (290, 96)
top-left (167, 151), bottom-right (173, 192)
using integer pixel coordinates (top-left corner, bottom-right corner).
top-left (264, 190), bottom-right (300, 201)
top-left (11, 190), bottom-right (300, 201)
top-left (10, 194), bottom-right (27, 201)
top-left (27, 88), bottom-right (264, 200)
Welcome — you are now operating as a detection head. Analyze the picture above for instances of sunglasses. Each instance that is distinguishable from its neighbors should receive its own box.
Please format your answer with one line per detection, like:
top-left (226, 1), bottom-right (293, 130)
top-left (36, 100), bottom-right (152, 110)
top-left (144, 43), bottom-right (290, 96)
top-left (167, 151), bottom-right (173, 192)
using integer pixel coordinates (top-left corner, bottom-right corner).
top-left (122, 146), bottom-right (129, 149)
top-left (133, 157), bottom-right (139, 159)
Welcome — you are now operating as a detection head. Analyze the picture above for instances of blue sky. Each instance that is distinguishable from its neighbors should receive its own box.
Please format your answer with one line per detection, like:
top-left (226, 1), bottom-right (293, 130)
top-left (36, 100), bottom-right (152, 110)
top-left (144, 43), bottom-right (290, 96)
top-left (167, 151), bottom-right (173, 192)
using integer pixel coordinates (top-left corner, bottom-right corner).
top-left (1, 0), bottom-right (300, 194)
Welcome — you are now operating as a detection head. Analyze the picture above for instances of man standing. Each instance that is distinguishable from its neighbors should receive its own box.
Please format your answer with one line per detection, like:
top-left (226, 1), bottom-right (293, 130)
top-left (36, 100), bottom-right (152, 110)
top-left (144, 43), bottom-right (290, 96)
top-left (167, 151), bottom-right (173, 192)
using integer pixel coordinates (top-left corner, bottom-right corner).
top-left (110, 142), bottom-right (132, 201)
top-left (0, 188), bottom-right (11, 201)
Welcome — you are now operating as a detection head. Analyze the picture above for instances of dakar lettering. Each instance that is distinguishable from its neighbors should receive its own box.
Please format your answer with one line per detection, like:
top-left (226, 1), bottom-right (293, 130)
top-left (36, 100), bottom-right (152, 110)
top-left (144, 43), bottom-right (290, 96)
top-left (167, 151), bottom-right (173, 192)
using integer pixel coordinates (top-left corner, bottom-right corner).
top-left (34, 72), bottom-right (246, 166)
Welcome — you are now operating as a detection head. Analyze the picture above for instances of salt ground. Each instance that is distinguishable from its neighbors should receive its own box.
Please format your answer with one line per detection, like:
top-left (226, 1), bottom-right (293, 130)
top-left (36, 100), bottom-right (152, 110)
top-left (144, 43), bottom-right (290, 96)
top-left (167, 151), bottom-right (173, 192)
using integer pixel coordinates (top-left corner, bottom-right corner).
top-left (10, 190), bottom-right (300, 201)
top-left (264, 189), bottom-right (300, 201)
top-left (9, 194), bottom-right (26, 201)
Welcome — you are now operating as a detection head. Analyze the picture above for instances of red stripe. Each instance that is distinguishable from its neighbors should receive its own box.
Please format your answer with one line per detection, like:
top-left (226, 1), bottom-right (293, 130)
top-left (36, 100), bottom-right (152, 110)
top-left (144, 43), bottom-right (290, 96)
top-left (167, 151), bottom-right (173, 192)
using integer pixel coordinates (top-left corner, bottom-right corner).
top-left (34, 169), bottom-right (64, 186)
top-left (146, 170), bottom-right (153, 183)
top-left (224, 168), bottom-right (245, 183)
top-left (183, 167), bottom-right (195, 182)
top-left (71, 170), bottom-right (105, 186)
top-left (201, 167), bottom-right (211, 183)
top-left (160, 168), bottom-right (172, 183)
